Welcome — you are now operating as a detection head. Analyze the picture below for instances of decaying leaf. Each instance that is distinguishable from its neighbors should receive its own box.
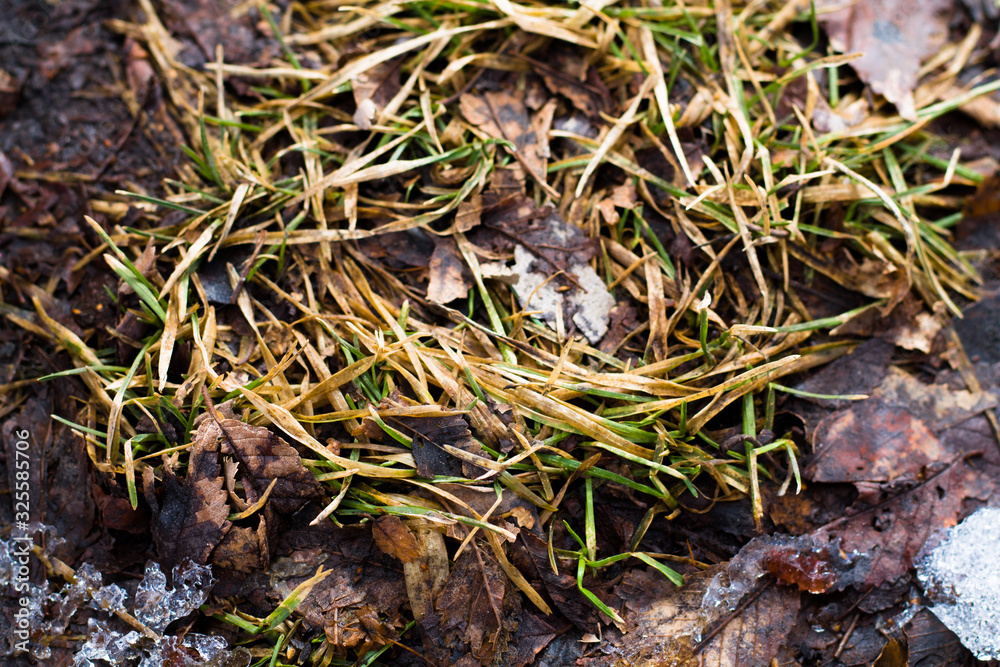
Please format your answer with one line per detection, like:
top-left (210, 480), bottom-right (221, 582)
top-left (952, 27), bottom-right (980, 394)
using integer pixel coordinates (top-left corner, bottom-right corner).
top-left (352, 56), bottom-right (402, 129)
top-left (815, 0), bottom-right (952, 120)
top-left (206, 418), bottom-right (324, 514)
top-left (144, 420), bottom-right (231, 570)
top-left (806, 367), bottom-right (996, 484)
top-left (475, 195), bottom-right (615, 343)
top-left (268, 523), bottom-right (409, 655)
top-left (403, 527), bottom-right (449, 621)
top-left (427, 237), bottom-right (473, 304)
top-left (460, 89), bottom-right (555, 195)
top-left (421, 541), bottom-right (519, 665)
top-left (611, 565), bottom-right (801, 666)
top-left (388, 413), bottom-right (488, 479)
top-left (372, 515), bottom-right (421, 563)
top-left (524, 49), bottom-right (612, 119)
top-left (813, 458), bottom-right (987, 590)
top-left (211, 516), bottom-right (269, 573)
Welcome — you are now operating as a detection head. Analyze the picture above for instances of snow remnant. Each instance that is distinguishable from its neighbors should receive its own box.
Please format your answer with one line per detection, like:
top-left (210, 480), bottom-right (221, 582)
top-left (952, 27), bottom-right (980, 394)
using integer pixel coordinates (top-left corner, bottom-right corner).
top-left (916, 506), bottom-right (1000, 660)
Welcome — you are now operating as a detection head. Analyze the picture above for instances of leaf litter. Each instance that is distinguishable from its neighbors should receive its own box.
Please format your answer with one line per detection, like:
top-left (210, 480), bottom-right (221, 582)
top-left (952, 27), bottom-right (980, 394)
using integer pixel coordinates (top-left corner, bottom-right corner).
top-left (5, 0), bottom-right (1000, 665)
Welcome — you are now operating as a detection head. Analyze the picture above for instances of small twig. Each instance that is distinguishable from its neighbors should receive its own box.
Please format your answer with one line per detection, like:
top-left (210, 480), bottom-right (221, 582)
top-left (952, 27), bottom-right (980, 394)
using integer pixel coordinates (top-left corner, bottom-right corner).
top-left (833, 612), bottom-right (860, 659)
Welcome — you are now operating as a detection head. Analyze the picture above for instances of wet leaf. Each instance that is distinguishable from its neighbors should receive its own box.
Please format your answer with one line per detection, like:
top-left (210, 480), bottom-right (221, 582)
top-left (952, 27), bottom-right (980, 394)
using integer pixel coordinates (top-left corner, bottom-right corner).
top-left (611, 565), bottom-right (801, 666)
top-left (372, 515), bottom-right (421, 563)
top-left (806, 367), bottom-right (996, 484)
top-left (144, 420), bottom-right (231, 570)
top-left (814, 458), bottom-right (986, 590)
top-left (205, 418), bottom-right (324, 514)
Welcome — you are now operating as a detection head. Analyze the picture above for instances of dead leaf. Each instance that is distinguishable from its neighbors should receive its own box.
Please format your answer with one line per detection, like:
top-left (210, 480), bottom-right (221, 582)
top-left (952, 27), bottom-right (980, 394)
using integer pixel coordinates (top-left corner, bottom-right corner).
top-left (352, 56), bottom-right (402, 129)
top-left (454, 194), bottom-right (484, 233)
top-left (474, 195), bottom-right (614, 343)
top-left (460, 90), bottom-right (555, 196)
top-left (144, 421), bottom-right (231, 570)
top-left (211, 516), bottom-right (269, 573)
top-left (813, 458), bottom-right (987, 590)
top-left (372, 515), bottom-right (421, 563)
top-left (806, 367), bottom-right (997, 484)
top-left (524, 49), bottom-right (612, 119)
top-left (815, 0), bottom-right (952, 120)
top-left (611, 565), bottom-right (801, 666)
top-left (403, 527), bottom-right (449, 621)
top-left (268, 523), bottom-right (409, 655)
top-left (427, 237), bottom-right (473, 304)
top-left (515, 530), bottom-right (599, 632)
top-left (506, 608), bottom-right (559, 667)
top-left (205, 418), bottom-right (324, 514)
top-left (388, 413), bottom-right (487, 479)
top-left (422, 541), bottom-right (519, 665)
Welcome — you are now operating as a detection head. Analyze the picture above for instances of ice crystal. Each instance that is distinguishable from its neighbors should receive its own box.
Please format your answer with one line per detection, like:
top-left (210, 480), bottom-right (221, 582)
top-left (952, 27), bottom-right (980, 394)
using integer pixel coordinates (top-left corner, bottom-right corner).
top-left (916, 506), bottom-right (1000, 660)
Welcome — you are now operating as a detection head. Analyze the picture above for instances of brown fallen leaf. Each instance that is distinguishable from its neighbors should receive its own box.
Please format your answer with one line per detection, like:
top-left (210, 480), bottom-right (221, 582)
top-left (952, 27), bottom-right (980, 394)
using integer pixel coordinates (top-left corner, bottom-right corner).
top-left (144, 421), bottom-right (231, 570)
top-left (421, 540), bottom-right (519, 665)
top-left (611, 565), bottom-right (801, 666)
top-left (523, 49), bottom-right (612, 119)
top-left (372, 515), bottom-right (421, 563)
top-left (813, 458), bottom-right (987, 590)
top-left (387, 413), bottom-right (488, 479)
top-left (474, 194), bottom-right (615, 343)
top-left (268, 523), bottom-right (410, 656)
top-left (460, 89), bottom-right (556, 197)
top-left (514, 530), bottom-right (599, 632)
top-left (806, 367), bottom-right (996, 484)
top-left (352, 57), bottom-right (402, 129)
top-left (427, 237), bottom-right (473, 304)
top-left (815, 0), bottom-right (952, 120)
top-left (402, 526), bottom-right (449, 621)
top-left (205, 418), bottom-right (324, 514)
top-left (211, 514), bottom-right (269, 573)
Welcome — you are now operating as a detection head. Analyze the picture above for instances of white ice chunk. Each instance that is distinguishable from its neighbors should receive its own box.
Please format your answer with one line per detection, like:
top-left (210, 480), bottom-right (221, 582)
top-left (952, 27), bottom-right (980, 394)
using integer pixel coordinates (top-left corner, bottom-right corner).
top-left (916, 506), bottom-right (1000, 660)
top-left (134, 560), bottom-right (214, 633)
top-left (509, 244), bottom-right (615, 344)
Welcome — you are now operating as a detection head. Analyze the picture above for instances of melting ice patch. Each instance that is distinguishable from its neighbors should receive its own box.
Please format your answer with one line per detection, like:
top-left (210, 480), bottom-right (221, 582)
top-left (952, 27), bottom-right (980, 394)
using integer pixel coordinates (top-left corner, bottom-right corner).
top-left (916, 506), bottom-right (1000, 661)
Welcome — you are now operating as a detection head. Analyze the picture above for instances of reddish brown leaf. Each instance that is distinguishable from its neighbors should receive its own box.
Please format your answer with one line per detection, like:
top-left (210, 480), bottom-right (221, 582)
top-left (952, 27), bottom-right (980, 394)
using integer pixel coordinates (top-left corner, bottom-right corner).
top-left (808, 402), bottom-right (942, 484)
top-left (805, 367), bottom-right (996, 484)
top-left (372, 515), bottom-right (421, 563)
top-left (813, 458), bottom-right (985, 589)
